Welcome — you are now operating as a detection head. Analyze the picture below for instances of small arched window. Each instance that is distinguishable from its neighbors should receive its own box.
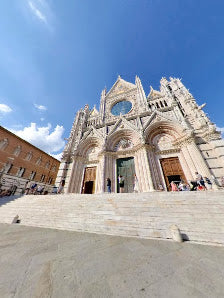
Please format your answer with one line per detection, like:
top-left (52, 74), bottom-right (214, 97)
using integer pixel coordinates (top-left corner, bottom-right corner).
top-left (156, 102), bottom-right (160, 109)
top-left (13, 145), bottom-right (21, 157)
top-left (164, 100), bottom-right (168, 107)
top-left (25, 152), bottom-right (33, 161)
top-left (36, 157), bottom-right (42, 165)
top-left (0, 138), bottom-right (8, 150)
top-left (45, 161), bottom-right (50, 169)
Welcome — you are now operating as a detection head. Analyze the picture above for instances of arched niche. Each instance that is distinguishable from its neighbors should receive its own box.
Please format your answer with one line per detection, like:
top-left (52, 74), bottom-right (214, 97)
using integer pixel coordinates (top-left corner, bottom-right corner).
top-left (106, 129), bottom-right (141, 152)
top-left (144, 121), bottom-right (184, 147)
top-left (76, 137), bottom-right (101, 160)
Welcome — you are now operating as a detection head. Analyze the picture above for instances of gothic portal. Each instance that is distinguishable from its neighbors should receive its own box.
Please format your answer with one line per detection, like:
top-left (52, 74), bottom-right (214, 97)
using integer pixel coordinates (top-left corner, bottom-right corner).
top-left (56, 76), bottom-right (224, 193)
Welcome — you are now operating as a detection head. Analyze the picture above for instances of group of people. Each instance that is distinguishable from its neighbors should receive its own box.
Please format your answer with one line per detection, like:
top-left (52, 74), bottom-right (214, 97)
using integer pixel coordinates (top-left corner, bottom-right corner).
top-left (24, 182), bottom-right (47, 195)
top-left (106, 174), bottom-right (139, 193)
top-left (170, 172), bottom-right (215, 192)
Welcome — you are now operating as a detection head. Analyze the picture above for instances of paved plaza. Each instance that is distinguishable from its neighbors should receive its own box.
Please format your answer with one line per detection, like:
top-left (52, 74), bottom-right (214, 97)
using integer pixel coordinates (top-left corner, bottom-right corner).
top-left (0, 223), bottom-right (224, 298)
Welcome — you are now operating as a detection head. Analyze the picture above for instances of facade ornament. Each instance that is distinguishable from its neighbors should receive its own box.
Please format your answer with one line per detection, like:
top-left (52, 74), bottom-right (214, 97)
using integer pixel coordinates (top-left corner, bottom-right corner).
top-left (56, 76), bottom-right (224, 193)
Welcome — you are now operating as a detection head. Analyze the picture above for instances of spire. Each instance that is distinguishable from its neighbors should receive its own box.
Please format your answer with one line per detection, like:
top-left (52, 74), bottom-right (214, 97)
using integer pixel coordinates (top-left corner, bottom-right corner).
top-left (99, 87), bottom-right (107, 121)
top-left (135, 75), bottom-right (148, 111)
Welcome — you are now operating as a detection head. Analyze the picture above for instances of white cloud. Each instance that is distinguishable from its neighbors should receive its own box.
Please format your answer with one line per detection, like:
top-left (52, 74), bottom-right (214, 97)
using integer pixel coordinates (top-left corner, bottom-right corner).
top-left (50, 152), bottom-right (63, 161)
top-left (10, 123), bottom-right (65, 154)
top-left (0, 104), bottom-right (12, 113)
top-left (216, 126), bottom-right (224, 138)
top-left (34, 103), bottom-right (47, 111)
top-left (28, 0), bottom-right (47, 24)
top-left (40, 117), bottom-right (45, 121)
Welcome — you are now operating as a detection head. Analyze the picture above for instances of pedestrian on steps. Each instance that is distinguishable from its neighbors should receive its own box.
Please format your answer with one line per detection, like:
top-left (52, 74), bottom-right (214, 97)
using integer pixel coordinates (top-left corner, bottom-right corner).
top-left (106, 178), bottom-right (111, 193)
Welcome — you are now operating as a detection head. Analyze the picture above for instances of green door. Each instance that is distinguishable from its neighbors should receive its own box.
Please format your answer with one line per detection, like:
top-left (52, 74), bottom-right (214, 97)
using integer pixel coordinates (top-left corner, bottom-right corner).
top-left (116, 157), bottom-right (135, 193)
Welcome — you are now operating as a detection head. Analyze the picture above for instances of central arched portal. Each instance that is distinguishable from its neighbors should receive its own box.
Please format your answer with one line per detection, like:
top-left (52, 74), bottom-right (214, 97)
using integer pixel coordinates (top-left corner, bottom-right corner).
top-left (116, 157), bottom-right (135, 193)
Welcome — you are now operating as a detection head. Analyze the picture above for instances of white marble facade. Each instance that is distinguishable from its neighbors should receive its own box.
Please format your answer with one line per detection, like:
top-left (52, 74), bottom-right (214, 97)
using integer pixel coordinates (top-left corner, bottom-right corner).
top-left (56, 76), bottom-right (224, 193)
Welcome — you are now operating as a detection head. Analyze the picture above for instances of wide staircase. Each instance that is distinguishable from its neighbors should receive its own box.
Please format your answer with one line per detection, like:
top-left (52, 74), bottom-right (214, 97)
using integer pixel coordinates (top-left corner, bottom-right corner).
top-left (0, 191), bottom-right (224, 245)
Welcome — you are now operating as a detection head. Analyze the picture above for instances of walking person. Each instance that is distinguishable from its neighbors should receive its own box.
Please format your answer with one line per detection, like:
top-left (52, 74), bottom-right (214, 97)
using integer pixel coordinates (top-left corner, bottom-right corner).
top-left (106, 178), bottom-right (111, 193)
top-left (118, 175), bottom-right (125, 193)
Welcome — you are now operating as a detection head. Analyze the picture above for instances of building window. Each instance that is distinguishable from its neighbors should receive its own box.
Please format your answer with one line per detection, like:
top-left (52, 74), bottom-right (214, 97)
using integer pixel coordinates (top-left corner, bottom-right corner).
top-left (48, 177), bottom-right (53, 184)
top-left (25, 152), bottom-right (33, 161)
top-left (164, 100), bottom-right (168, 107)
top-left (4, 162), bottom-right (13, 173)
top-left (40, 174), bottom-right (45, 182)
top-left (45, 161), bottom-right (50, 169)
top-left (29, 171), bottom-right (36, 180)
top-left (160, 101), bottom-right (164, 108)
top-left (51, 165), bottom-right (56, 172)
top-left (13, 146), bottom-right (21, 157)
top-left (156, 102), bottom-right (159, 109)
top-left (0, 138), bottom-right (8, 150)
top-left (17, 167), bottom-right (25, 177)
top-left (36, 157), bottom-right (42, 165)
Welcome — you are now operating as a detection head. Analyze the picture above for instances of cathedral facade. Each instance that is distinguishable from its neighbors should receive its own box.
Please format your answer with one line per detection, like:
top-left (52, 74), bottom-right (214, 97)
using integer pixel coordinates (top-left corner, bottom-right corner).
top-left (56, 76), bottom-right (224, 193)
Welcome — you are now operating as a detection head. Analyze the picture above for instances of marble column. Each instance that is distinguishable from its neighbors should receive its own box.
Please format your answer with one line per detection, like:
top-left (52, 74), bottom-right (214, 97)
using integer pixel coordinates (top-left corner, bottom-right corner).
top-left (187, 141), bottom-right (218, 189)
top-left (136, 147), bottom-right (154, 192)
top-left (179, 148), bottom-right (194, 181)
top-left (96, 154), bottom-right (105, 193)
top-left (187, 141), bottom-right (211, 177)
top-left (181, 145), bottom-right (197, 178)
top-left (142, 147), bottom-right (155, 191)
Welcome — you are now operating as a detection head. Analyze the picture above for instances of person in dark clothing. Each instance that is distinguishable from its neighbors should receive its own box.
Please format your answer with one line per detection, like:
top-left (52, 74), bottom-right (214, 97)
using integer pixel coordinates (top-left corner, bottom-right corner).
top-left (106, 178), bottom-right (111, 193)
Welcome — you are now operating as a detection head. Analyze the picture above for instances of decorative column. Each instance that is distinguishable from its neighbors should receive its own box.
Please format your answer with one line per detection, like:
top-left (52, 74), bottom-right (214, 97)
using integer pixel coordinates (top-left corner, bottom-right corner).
top-left (104, 153), bottom-right (115, 192)
top-left (136, 146), bottom-right (155, 192)
top-left (180, 146), bottom-right (195, 180)
top-left (67, 157), bottom-right (84, 193)
top-left (96, 153), bottom-right (106, 193)
top-left (142, 147), bottom-right (155, 191)
top-left (186, 141), bottom-right (218, 189)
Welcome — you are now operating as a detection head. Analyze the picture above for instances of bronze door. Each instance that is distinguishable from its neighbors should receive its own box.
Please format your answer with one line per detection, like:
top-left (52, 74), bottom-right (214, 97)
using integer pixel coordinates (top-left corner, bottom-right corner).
top-left (116, 157), bottom-right (135, 193)
top-left (82, 167), bottom-right (96, 194)
top-left (160, 157), bottom-right (186, 191)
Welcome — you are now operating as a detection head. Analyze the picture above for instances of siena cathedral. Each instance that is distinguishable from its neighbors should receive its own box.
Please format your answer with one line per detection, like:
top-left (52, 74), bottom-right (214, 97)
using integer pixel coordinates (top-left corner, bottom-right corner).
top-left (56, 76), bottom-right (224, 193)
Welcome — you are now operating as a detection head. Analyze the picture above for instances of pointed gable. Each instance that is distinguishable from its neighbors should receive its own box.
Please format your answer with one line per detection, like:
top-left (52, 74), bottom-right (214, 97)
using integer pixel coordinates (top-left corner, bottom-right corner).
top-left (89, 105), bottom-right (99, 117)
top-left (106, 76), bottom-right (136, 98)
top-left (108, 116), bottom-right (140, 137)
top-left (147, 86), bottom-right (162, 100)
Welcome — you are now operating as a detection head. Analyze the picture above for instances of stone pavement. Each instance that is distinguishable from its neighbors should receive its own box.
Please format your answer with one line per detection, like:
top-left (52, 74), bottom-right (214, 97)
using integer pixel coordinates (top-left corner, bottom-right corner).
top-left (0, 224), bottom-right (224, 298)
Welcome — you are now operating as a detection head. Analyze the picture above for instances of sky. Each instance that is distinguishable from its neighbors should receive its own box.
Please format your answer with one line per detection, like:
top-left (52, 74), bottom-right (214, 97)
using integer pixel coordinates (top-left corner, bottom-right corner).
top-left (0, 0), bottom-right (224, 160)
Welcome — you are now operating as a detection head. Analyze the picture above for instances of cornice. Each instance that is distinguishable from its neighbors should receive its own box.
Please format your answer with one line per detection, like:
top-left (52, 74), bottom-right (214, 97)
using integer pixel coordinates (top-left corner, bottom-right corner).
top-left (155, 148), bottom-right (180, 155)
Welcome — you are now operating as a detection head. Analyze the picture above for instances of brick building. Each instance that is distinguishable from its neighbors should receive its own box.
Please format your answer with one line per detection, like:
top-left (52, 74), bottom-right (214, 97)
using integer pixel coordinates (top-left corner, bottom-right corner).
top-left (0, 125), bottom-right (60, 195)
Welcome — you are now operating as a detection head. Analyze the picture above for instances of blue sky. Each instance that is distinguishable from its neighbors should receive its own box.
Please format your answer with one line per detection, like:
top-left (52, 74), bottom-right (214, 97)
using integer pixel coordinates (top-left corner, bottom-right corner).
top-left (0, 0), bottom-right (224, 159)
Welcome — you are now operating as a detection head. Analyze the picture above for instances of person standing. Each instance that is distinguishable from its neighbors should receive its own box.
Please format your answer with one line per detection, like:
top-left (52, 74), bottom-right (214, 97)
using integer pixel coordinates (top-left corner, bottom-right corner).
top-left (106, 178), bottom-right (111, 193)
top-left (133, 174), bottom-right (139, 192)
top-left (171, 181), bottom-right (179, 192)
top-left (118, 175), bottom-right (125, 193)
top-left (195, 172), bottom-right (206, 190)
top-left (204, 177), bottom-right (212, 190)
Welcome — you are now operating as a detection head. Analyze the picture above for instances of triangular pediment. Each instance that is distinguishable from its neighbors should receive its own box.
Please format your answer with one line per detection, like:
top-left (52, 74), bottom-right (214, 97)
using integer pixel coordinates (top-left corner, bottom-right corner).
top-left (143, 111), bottom-right (177, 131)
top-left (106, 76), bottom-right (136, 98)
top-left (108, 116), bottom-right (140, 137)
top-left (89, 106), bottom-right (99, 117)
top-left (82, 126), bottom-right (104, 141)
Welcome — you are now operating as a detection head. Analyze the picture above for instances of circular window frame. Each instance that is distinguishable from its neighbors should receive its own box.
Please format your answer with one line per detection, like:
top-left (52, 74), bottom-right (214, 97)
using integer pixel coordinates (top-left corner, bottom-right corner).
top-left (110, 100), bottom-right (133, 116)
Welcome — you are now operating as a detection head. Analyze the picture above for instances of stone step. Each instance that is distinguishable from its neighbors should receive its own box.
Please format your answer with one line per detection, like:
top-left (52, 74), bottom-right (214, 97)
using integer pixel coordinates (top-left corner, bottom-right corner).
top-left (1, 192), bottom-right (224, 245)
